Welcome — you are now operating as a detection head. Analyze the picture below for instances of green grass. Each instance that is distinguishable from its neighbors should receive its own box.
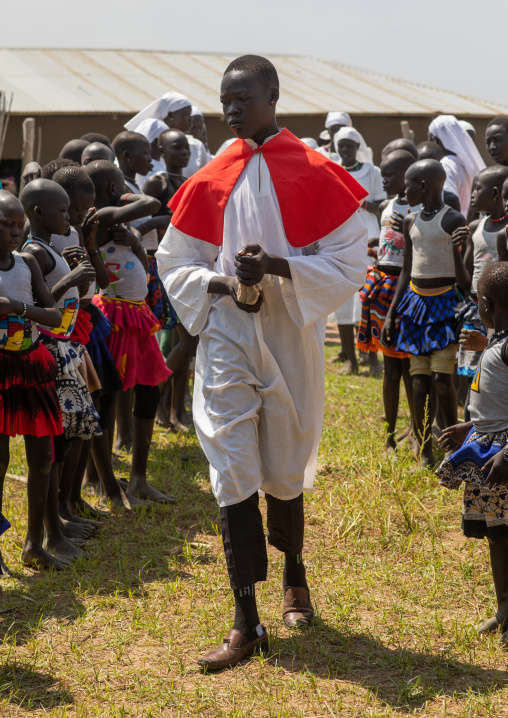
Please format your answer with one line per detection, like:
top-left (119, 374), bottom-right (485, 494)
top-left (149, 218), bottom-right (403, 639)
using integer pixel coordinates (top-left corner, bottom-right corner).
top-left (1, 346), bottom-right (507, 717)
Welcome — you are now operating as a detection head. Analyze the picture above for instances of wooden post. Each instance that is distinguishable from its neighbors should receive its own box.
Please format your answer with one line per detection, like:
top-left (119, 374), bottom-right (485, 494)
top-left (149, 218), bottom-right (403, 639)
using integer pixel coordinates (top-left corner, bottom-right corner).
top-left (400, 120), bottom-right (415, 143)
top-left (0, 92), bottom-right (13, 165)
top-left (21, 117), bottom-right (36, 169)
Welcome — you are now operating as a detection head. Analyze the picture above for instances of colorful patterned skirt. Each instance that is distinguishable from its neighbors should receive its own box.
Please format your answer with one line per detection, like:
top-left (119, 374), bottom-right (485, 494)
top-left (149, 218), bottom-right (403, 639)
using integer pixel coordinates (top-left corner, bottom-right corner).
top-left (457, 296), bottom-right (487, 379)
top-left (356, 269), bottom-right (408, 358)
top-left (92, 296), bottom-right (172, 390)
top-left (39, 334), bottom-right (101, 441)
top-left (0, 340), bottom-right (63, 437)
top-left (147, 252), bottom-right (179, 330)
top-left (436, 428), bottom-right (508, 541)
top-left (396, 284), bottom-right (458, 356)
top-left (85, 304), bottom-right (123, 396)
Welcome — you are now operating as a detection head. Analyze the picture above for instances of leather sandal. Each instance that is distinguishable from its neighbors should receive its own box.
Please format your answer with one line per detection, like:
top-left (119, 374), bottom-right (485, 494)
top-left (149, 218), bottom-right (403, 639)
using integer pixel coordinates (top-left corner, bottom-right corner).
top-left (197, 627), bottom-right (269, 670)
top-left (283, 586), bottom-right (314, 628)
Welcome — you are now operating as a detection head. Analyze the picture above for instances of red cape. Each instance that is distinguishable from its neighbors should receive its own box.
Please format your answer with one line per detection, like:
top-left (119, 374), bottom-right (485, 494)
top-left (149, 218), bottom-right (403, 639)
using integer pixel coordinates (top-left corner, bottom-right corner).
top-left (169, 128), bottom-right (368, 248)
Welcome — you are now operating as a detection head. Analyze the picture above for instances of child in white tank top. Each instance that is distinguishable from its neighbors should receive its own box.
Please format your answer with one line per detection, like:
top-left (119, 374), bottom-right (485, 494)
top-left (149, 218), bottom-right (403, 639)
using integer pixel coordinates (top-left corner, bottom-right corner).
top-left (436, 263), bottom-right (508, 646)
top-left (357, 150), bottom-right (420, 451)
top-left (85, 160), bottom-right (174, 505)
top-left (455, 167), bottom-right (508, 385)
top-left (0, 190), bottom-right (69, 571)
top-left (21, 178), bottom-right (102, 566)
top-left (382, 159), bottom-right (469, 466)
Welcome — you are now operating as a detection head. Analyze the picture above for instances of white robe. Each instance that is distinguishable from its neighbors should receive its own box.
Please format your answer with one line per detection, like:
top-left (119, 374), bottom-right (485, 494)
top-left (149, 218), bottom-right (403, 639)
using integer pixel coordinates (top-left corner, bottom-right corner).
top-left (183, 136), bottom-right (209, 178)
top-left (156, 147), bottom-right (368, 507)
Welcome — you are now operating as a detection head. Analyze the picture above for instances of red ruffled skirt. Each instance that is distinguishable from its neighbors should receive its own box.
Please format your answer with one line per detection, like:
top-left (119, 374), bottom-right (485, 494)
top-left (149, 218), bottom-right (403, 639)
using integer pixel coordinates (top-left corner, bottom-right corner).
top-left (0, 341), bottom-right (63, 437)
top-left (92, 296), bottom-right (172, 390)
top-left (70, 308), bottom-right (94, 345)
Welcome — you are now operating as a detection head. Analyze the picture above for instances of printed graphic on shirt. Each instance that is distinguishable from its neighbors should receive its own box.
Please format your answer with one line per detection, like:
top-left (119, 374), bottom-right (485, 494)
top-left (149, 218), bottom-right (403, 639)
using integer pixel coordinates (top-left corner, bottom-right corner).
top-left (0, 316), bottom-right (34, 352)
top-left (471, 358), bottom-right (482, 393)
top-left (52, 297), bottom-right (79, 337)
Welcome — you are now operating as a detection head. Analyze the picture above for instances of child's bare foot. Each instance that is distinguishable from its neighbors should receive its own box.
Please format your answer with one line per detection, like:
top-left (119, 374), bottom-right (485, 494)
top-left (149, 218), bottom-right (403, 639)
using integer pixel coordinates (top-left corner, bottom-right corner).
top-left (22, 543), bottom-right (70, 570)
top-left (0, 551), bottom-right (12, 577)
top-left (114, 437), bottom-right (132, 454)
top-left (60, 518), bottom-right (94, 540)
top-left (478, 617), bottom-right (500, 635)
top-left (60, 507), bottom-right (102, 530)
top-left (71, 499), bottom-right (109, 520)
top-left (419, 448), bottom-right (435, 467)
top-left (43, 535), bottom-right (88, 561)
top-left (338, 361), bottom-right (358, 376)
top-left (155, 402), bottom-right (172, 429)
top-left (385, 436), bottom-right (397, 454)
top-left (127, 476), bottom-right (176, 504)
top-left (170, 419), bottom-right (189, 434)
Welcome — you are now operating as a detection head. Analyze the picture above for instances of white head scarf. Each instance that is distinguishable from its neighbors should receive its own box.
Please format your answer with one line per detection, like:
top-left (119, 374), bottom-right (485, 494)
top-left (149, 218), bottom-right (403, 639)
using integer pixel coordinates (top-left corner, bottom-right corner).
top-left (300, 137), bottom-right (318, 150)
top-left (319, 129), bottom-right (330, 142)
top-left (334, 127), bottom-right (373, 165)
top-left (458, 119), bottom-right (476, 136)
top-left (191, 105), bottom-right (204, 118)
top-left (125, 91), bottom-right (192, 131)
top-left (428, 115), bottom-right (485, 184)
top-left (132, 118), bottom-right (169, 144)
top-left (325, 112), bottom-right (352, 130)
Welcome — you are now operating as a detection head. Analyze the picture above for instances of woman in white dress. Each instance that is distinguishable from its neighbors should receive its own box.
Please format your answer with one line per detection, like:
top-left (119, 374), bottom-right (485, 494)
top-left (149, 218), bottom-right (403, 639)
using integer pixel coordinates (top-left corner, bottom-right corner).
top-left (332, 127), bottom-right (386, 375)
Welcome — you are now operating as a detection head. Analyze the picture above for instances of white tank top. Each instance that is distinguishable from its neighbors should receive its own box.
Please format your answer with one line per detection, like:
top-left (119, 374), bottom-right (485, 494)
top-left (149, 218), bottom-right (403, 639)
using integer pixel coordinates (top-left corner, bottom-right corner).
top-left (410, 205), bottom-right (456, 280)
top-left (51, 227), bottom-right (96, 301)
top-left (124, 177), bottom-right (159, 252)
top-left (378, 197), bottom-right (421, 269)
top-left (0, 253), bottom-right (39, 351)
top-left (25, 238), bottom-right (80, 338)
top-left (471, 217), bottom-right (499, 294)
top-left (99, 240), bottom-right (148, 302)
top-left (469, 335), bottom-right (508, 432)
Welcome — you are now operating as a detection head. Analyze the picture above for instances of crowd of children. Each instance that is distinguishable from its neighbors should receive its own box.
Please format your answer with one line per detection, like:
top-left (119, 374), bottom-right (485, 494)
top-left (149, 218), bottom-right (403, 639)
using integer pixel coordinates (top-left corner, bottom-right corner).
top-left (1, 70), bottom-right (508, 655)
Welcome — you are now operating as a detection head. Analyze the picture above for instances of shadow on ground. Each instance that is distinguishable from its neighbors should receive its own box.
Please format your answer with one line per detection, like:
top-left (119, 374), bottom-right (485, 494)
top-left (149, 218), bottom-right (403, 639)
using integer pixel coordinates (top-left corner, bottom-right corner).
top-left (0, 663), bottom-right (73, 711)
top-left (270, 620), bottom-right (508, 712)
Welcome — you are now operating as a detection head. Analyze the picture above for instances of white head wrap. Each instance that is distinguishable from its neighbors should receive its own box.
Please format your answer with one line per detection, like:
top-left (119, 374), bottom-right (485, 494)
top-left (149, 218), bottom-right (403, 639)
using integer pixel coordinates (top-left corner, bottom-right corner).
top-left (334, 127), bottom-right (373, 164)
top-left (325, 112), bottom-right (352, 130)
top-left (319, 129), bottom-right (330, 142)
top-left (191, 105), bottom-right (204, 118)
top-left (132, 118), bottom-right (169, 144)
top-left (428, 115), bottom-right (485, 186)
top-left (125, 91), bottom-right (192, 131)
top-left (300, 137), bottom-right (318, 150)
top-left (458, 119), bottom-right (476, 136)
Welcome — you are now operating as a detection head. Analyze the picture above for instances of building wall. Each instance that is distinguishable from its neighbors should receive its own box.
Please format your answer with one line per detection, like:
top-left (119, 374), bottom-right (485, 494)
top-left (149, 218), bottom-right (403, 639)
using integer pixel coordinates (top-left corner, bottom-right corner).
top-left (2, 112), bottom-right (497, 169)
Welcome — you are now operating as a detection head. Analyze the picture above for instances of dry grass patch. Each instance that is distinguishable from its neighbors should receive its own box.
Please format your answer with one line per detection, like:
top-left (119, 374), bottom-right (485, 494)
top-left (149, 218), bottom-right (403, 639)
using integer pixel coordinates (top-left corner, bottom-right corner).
top-left (0, 347), bottom-right (507, 717)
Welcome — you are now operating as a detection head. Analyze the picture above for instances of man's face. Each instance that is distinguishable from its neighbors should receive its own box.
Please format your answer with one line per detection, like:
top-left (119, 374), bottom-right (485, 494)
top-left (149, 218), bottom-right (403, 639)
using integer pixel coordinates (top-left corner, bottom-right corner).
top-left (220, 70), bottom-right (276, 141)
top-left (486, 124), bottom-right (508, 166)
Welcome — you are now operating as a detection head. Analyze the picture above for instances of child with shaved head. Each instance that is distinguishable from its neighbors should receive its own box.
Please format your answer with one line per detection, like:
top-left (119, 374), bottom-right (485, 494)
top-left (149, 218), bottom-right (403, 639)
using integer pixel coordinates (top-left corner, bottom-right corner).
top-left (382, 159), bottom-right (469, 466)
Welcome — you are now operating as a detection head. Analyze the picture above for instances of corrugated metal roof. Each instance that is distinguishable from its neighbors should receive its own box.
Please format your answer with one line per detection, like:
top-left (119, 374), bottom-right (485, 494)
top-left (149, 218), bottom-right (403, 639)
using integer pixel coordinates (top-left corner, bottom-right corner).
top-left (1, 48), bottom-right (507, 117)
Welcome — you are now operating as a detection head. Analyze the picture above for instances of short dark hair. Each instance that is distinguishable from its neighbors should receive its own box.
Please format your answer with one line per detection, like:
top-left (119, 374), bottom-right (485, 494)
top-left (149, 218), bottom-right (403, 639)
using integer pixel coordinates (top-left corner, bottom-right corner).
top-left (41, 158), bottom-right (80, 180)
top-left (224, 54), bottom-right (279, 89)
top-left (59, 139), bottom-right (90, 163)
top-left (487, 116), bottom-right (508, 133)
top-left (52, 166), bottom-right (95, 197)
top-left (112, 131), bottom-right (149, 158)
top-left (80, 132), bottom-right (113, 149)
top-left (478, 261), bottom-right (508, 307)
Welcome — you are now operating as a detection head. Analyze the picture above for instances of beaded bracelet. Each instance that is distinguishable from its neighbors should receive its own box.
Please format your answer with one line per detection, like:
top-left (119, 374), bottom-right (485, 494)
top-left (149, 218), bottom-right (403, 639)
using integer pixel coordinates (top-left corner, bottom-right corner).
top-left (20, 302), bottom-right (27, 318)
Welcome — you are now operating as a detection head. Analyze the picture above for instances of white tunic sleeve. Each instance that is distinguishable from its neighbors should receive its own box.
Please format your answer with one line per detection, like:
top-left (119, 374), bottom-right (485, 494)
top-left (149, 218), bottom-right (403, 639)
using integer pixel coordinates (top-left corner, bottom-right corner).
top-left (279, 212), bottom-right (368, 329)
top-left (156, 225), bottom-right (220, 335)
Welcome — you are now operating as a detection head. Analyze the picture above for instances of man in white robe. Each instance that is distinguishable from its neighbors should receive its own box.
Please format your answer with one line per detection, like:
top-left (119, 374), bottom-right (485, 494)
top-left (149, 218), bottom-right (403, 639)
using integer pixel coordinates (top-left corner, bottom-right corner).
top-left (156, 54), bottom-right (368, 670)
